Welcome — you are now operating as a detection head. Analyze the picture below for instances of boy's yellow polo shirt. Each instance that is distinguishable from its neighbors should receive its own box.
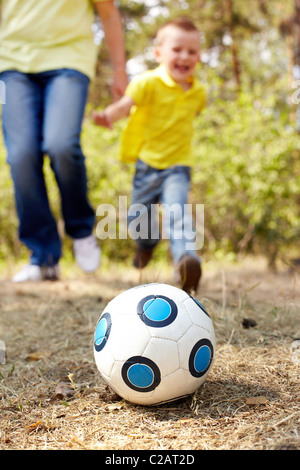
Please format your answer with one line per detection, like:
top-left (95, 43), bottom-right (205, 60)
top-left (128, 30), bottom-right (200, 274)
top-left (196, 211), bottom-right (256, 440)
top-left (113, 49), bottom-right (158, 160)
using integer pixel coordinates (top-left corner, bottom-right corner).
top-left (120, 65), bottom-right (206, 169)
top-left (0, 0), bottom-right (105, 79)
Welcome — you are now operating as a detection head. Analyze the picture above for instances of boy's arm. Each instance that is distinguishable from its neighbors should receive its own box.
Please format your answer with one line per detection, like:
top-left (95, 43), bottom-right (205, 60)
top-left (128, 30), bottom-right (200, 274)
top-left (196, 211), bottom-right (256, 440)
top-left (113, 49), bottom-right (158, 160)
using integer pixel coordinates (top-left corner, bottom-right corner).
top-left (94, 1), bottom-right (128, 100)
top-left (93, 95), bottom-right (135, 129)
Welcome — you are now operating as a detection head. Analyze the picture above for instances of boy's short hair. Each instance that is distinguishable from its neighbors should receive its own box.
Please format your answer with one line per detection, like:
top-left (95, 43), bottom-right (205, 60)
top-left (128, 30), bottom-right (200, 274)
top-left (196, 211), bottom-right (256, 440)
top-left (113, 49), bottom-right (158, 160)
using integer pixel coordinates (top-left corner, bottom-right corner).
top-left (155, 17), bottom-right (199, 45)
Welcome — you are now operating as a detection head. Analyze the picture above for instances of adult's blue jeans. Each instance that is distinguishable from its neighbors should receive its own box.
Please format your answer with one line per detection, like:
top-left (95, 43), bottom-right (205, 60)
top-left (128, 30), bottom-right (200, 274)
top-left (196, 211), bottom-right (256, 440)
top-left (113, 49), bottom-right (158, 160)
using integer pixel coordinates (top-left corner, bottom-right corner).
top-left (0, 69), bottom-right (95, 266)
top-left (128, 159), bottom-right (200, 265)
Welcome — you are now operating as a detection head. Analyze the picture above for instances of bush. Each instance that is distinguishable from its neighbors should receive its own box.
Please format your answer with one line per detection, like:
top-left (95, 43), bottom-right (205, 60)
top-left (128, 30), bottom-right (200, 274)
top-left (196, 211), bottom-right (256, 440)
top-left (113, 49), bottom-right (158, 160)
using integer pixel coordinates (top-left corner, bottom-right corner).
top-left (192, 90), bottom-right (300, 265)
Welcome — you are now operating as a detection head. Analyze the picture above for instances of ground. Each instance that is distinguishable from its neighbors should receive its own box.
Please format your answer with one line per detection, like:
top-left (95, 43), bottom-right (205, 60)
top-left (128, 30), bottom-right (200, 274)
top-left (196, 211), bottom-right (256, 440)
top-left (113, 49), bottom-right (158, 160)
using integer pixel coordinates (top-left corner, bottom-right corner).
top-left (0, 257), bottom-right (299, 450)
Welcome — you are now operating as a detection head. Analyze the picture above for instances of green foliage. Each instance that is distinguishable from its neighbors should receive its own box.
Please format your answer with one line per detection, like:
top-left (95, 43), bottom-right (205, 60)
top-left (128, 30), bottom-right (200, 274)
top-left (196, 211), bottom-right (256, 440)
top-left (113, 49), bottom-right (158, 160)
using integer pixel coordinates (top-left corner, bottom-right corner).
top-left (192, 85), bottom-right (300, 265)
top-left (0, 136), bottom-right (20, 259)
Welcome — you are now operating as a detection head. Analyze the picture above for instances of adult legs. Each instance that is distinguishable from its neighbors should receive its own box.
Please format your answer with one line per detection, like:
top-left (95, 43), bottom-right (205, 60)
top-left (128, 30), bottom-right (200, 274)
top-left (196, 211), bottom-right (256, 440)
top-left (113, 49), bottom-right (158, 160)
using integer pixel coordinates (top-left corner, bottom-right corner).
top-left (1, 69), bottom-right (96, 271)
top-left (0, 71), bottom-right (61, 266)
top-left (41, 69), bottom-right (95, 240)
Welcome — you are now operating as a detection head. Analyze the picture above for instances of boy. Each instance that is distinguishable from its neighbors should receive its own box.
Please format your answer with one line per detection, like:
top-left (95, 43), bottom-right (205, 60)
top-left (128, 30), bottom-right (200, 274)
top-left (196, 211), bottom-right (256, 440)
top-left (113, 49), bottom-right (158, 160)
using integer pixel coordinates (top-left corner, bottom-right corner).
top-left (93, 17), bottom-right (206, 293)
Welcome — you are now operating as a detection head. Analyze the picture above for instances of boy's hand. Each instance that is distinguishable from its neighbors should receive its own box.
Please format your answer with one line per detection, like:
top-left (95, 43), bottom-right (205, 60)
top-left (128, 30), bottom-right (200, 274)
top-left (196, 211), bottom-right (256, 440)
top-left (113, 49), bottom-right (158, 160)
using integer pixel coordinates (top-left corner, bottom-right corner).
top-left (111, 67), bottom-right (128, 101)
top-left (93, 96), bottom-right (134, 129)
top-left (92, 110), bottom-right (113, 130)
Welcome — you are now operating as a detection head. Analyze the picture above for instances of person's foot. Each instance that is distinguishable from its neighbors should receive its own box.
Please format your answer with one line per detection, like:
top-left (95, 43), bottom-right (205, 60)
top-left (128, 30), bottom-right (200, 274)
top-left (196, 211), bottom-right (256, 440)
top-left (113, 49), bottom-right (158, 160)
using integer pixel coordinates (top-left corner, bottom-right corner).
top-left (12, 264), bottom-right (42, 282)
top-left (288, 257), bottom-right (300, 273)
top-left (43, 264), bottom-right (60, 281)
top-left (12, 264), bottom-right (60, 282)
top-left (73, 234), bottom-right (101, 273)
top-left (291, 258), bottom-right (300, 267)
top-left (177, 255), bottom-right (202, 294)
top-left (133, 246), bottom-right (154, 269)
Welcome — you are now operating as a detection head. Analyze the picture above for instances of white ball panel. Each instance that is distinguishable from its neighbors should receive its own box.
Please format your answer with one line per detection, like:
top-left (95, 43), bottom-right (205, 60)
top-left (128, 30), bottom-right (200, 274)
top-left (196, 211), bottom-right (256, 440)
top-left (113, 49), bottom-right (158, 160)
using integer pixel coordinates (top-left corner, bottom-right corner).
top-left (94, 344), bottom-right (115, 378)
top-left (183, 297), bottom-right (213, 332)
top-left (144, 337), bottom-right (179, 376)
top-left (109, 315), bottom-right (151, 361)
top-left (146, 306), bottom-right (192, 341)
top-left (151, 369), bottom-right (199, 404)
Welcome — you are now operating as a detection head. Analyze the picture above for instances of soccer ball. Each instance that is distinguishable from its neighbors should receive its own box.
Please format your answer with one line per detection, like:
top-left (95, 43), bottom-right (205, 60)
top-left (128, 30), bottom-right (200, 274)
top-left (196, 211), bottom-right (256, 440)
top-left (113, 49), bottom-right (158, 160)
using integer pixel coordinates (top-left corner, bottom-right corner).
top-left (93, 283), bottom-right (216, 406)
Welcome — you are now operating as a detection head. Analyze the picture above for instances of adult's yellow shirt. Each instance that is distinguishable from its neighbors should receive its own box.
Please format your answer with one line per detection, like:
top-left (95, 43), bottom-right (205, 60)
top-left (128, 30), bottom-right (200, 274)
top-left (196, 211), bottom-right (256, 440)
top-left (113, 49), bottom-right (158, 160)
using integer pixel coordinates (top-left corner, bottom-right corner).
top-left (0, 0), bottom-right (106, 79)
top-left (120, 65), bottom-right (206, 169)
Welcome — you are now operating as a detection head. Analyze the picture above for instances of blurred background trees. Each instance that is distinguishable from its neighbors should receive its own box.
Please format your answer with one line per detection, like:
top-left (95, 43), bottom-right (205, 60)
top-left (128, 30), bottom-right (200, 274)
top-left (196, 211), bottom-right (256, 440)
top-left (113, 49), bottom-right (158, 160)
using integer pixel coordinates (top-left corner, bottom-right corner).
top-left (1, 0), bottom-right (300, 268)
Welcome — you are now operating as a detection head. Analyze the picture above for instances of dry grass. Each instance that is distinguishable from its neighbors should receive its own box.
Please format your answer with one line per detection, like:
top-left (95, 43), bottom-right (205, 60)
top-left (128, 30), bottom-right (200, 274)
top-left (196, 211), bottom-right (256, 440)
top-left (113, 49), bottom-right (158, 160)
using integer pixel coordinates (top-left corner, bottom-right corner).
top-left (0, 257), bottom-right (299, 450)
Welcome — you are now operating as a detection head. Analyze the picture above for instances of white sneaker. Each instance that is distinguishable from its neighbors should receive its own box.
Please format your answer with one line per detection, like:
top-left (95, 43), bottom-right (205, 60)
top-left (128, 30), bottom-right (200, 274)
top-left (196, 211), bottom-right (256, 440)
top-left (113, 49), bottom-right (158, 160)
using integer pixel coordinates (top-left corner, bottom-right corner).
top-left (73, 234), bottom-right (101, 273)
top-left (12, 264), bottom-right (42, 283)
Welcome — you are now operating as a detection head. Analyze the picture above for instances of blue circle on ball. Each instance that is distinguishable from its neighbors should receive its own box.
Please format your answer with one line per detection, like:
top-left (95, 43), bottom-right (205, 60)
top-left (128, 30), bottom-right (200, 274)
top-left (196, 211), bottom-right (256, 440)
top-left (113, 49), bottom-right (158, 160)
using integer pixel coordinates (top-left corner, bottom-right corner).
top-left (189, 338), bottom-right (213, 378)
top-left (94, 312), bottom-right (111, 352)
top-left (137, 295), bottom-right (177, 327)
top-left (127, 363), bottom-right (154, 389)
top-left (194, 345), bottom-right (211, 373)
top-left (122, 356), bottom-right (161, 392)
top-left (144, 298), bottom-right (171, 322)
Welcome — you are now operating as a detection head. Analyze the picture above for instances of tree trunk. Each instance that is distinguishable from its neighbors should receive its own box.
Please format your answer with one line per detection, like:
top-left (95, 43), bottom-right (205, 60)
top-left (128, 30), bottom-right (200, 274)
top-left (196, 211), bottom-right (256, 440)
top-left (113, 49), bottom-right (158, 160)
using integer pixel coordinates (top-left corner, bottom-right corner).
top-left (225, 0), bottom-right (241, 92)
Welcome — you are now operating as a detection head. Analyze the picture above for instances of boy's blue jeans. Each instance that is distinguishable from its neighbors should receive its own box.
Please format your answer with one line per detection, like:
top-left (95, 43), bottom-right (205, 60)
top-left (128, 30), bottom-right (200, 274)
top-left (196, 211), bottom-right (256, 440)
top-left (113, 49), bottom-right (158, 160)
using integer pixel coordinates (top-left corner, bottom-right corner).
top-left (129, 159), bottom-right (200, 265)
top-left (0, 69), bottom-right (95, 266)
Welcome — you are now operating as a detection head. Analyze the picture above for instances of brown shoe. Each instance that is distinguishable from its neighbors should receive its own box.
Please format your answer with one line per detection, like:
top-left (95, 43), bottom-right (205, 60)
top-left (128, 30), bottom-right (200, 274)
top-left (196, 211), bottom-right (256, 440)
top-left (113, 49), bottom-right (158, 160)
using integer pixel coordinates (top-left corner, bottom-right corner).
top-left (133, 246), bottom-right (154, 269)
top-left (291, 258), bottom-right (300, 267)
top-left (289, 257), bottom-right (300, 273)
top-left (177, 255), bottom-right (202, 294)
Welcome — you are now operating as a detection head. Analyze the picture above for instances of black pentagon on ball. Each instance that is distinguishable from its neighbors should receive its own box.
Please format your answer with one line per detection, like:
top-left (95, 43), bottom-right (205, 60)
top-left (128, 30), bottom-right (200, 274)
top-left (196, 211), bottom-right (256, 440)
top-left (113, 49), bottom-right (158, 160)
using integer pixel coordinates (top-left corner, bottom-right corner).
top-left (137, 295), bottom-right (178, 327)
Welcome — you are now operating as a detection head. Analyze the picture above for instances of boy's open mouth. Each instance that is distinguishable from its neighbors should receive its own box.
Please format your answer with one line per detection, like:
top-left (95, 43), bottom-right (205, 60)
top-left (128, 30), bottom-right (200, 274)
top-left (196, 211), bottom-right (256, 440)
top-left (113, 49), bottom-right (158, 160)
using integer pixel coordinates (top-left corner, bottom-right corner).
top-left (175, 64), bottom-right (190, 73)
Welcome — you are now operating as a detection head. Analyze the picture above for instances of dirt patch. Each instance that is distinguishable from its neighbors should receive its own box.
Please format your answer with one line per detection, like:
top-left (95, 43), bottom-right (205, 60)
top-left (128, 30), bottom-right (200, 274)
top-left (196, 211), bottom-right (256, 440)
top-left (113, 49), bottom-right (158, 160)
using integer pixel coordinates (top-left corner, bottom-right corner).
top-left (0, 259), bottom-right (299, 450)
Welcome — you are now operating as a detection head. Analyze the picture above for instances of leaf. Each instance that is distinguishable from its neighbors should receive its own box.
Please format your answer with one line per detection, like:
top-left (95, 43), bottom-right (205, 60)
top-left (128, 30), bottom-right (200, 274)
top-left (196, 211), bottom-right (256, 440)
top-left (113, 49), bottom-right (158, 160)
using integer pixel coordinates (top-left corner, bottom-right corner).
top-left (26, 420), bottom-right (43, 431)
top-left (178, 418), bottom-right (195, 424)
top-left (102, 403), bottom-right (124, 412)
top-left (242, 318), bottom-right (257, 329)
top-left (26, 351), bottom-right (51, 361)
top-left (54, 383), bottom-right (76, 399)
top-left (245, 396), bottom-right (268, 405)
